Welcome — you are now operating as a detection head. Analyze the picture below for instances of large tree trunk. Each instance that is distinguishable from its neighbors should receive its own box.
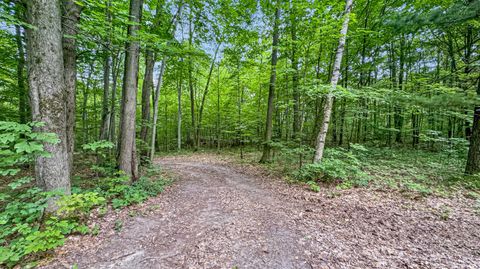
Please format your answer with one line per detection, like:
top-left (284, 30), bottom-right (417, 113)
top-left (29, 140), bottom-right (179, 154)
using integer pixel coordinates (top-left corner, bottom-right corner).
top-left (260, 4), bottom-right (280, 163)
top-left (314, 0), bottom-right (353, 163)
top-left (26, 0), bottom-right (71, 209)
top-left (465, 75), bottom-right (480, 174)
top-left (62, 0), bottom-right (82, 173)
top-left (117, 0), bottom-right (143, 180)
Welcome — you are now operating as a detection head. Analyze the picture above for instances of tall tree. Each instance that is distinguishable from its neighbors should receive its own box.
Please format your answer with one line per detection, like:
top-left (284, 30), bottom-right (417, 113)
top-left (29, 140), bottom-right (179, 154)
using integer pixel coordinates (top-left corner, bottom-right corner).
top-left (197, 43), bottom-right (221, 148)
top-left (25, 0), bottom-right (71, 208)
top-left (150, 1), bottom-right (183, 159)
top-left (314, 0), bottom-right (353, 163)
top-left (140, 0), bottom-right (164, 154)
top-left (99, 0), bottom-right (112, 141)
top-left (62, 0), bottom-right (82, 172)
top-left (260, 3), bottom-right (280, 163)
top-left (15, 22), bottom-right (27, 124)
top-left (290, 1), bottom-right (301, 139)
top-left (117, 0), bottom-right (143, 180)
top-left (188, 9), bottom-right (197, 149)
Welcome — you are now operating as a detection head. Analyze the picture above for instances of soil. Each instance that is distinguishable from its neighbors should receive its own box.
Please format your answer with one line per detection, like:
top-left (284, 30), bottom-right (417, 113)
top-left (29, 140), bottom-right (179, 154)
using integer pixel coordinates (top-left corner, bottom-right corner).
top-left (40, 154), bottom-right (480, 269)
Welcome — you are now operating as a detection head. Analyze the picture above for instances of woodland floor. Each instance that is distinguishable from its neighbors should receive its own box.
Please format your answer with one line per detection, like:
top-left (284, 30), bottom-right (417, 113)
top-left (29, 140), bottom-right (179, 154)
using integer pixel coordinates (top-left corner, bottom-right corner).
top-left (40, 154), bottom-right (480, 269)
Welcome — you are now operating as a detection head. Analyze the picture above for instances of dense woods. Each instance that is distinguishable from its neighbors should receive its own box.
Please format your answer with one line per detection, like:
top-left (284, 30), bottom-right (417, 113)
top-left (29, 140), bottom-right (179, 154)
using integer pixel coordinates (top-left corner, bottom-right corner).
top-left (0, 0), bottom-right (479, 266)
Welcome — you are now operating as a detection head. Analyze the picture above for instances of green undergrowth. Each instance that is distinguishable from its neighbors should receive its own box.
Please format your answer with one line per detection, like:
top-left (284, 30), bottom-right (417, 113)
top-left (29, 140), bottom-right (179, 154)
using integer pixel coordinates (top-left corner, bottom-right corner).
top-left (289, 145), bottom-right (478, 197)
top-left (0, 122), bottom-right (169, 267)
top-left (1, 173), bottom-right (170, 267)
top-left (212, 143), bottom-right (479, 198)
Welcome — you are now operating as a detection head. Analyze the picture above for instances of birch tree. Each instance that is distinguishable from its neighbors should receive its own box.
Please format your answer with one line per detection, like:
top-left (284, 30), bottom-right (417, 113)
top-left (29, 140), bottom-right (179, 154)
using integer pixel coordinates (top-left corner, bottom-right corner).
top-left (313, 0), bottom-right (353, 163)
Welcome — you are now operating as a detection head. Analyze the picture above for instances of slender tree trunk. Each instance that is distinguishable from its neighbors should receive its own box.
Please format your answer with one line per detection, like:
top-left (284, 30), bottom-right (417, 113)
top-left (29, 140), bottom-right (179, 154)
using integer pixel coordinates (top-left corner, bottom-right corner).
top-left (395, 34), bottom-right (406, 144)
top-left (109, 53), bottom-right (121, 142)
top-left (117, 0), bottom-right (143, 180)
top-left (291, 5), bottom-right (301, 139)
top-left (314, 0), bottom-right (353, 163)
top-left (197, 44), bottom-right (221, 148)
top-left (260, 4), bottom-right (280, 163)
top-left (140, 51), bottom-right (154, 148)
top-left (140, 1), bottom-right (163, 153)
top-left (100, 0), bottom-right (112, 141)
top-left (177, 69), bottom-right (183, 151)
top-left (216, 62), bottom-right (221, 151)
top-left (26, 0), bottom-right (71, 209)
top-left (150, 58), bottom-right (167, 159)
top-left (150, 3), bottom-right (182, 159)
top-left (15, 23), bottom-right (28, 124)
top-left (188, 13), bottom-right (197, 149)
top-left (100, 53), bottom-right (111, 140)
top-left (81, 65), bottom-right (93, 145)
top-left (62, 0), bottom-right (82, 174)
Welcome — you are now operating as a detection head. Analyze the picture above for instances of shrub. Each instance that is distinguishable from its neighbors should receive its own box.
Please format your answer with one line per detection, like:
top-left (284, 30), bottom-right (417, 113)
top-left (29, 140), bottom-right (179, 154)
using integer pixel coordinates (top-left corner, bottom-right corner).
top-left (0, 122), bottom-right (168, 267)
top-left (0, 121), bottom-right (58, 176)
top-left (293, 145), bottom-right (370, 188)
top-left (98, 176), bottom-right (168, 209)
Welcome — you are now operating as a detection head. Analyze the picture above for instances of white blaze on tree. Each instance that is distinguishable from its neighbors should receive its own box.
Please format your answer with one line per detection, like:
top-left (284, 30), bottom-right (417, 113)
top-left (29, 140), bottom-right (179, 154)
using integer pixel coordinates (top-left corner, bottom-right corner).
top-left (314, 0), bottom-right (354, 163)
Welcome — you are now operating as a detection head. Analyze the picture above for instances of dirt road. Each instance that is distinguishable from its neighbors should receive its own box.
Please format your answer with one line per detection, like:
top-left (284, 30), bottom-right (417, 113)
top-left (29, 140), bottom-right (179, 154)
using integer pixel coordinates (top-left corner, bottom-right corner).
top-left (43, 155), bottom-right (480, 268)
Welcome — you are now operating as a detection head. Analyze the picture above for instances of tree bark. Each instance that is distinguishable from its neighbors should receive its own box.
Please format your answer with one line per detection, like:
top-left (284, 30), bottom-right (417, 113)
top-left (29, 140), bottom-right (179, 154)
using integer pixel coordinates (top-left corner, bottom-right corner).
top-left (394, 34), bottom-right (405, 143)
top-left (117, 0), bottom-right (143, 180)
top-left (109, 52), bottom-right (122, 142)
top-left (62, 0), bottom-right (82, 174)
top-left (260, 3), bottom-right (280, 163)
top-left (140, 1), bottom-right (163, 153)
top-left (99, 52), bottom-right (111, 140)
top-left (314, 0), bottom-right (353, 163)
top-left (26, 0), bottom-right (71, 209)
top-left (140, 50), bottom-right (154, 148)
top-left (465, 75), bottom-right (480, 174)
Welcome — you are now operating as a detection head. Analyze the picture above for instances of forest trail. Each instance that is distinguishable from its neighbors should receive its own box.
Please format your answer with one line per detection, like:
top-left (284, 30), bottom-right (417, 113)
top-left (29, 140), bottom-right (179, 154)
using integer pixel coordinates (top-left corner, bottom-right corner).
top-left (43, 155), bottom-right (480, 269)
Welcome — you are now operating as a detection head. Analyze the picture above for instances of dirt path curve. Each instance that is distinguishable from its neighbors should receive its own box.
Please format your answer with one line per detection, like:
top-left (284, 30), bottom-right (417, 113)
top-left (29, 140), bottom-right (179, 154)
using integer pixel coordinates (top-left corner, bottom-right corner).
top-left (43, 155), bottom-right (480, 269)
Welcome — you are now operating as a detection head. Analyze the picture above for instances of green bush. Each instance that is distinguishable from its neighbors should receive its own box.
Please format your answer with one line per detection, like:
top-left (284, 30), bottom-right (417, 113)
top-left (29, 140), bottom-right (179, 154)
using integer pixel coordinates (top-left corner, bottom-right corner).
top-left (97, 176), bottom-right (168, 209)
top-left (0, 121), bottom-right (58, 176)
top-left (0, 178), bottom-right (85, 267)
top-left (56, 192), bottom-right (106, 220)
top-left (293, 145), bottom-right (370, 188)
